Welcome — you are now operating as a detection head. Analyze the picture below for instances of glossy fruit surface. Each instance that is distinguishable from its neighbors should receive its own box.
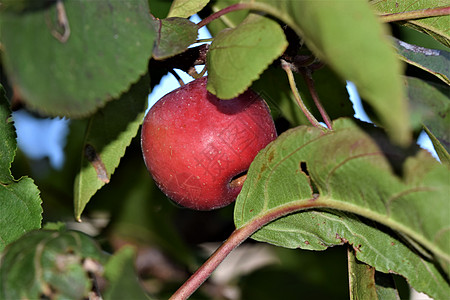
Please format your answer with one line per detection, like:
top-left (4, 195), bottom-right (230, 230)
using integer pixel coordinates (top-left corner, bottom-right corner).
top-left (141, 76), bottom-right (277, 210)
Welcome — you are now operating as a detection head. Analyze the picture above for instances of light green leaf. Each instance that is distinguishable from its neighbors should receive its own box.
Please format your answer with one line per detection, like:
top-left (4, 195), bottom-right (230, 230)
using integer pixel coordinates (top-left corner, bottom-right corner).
top-left (103, 246), bottom-right (152, 300)
top-left (0, 229), bottom-right (107, 299)
top-left (235, 118), bottom-right (450, 299)
top-left (0, 85), bottom-right (42, 252)
top-left (244, 0), bottom-right (410, 145)
top-left (395, 38), bottom-right (450, 85)
top-left (0, 0), bottom-right (155, 117)
top-left (167, 0), bottom-right (210, 18)
top-left (74, 74), bottom-right (149, 221)
top-left (153, 17), bottom-right (198, 60)
top-left (207, 14), bottom-right (288, 98)
top-left (371, 0), bottom-right (450, 48)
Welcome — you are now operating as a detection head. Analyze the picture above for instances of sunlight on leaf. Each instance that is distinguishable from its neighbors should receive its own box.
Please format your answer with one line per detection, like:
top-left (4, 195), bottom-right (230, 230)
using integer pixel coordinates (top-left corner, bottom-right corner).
top-left (167, 0), bottom-right (210, 18)
top-left (74, 75), bottom-right (150, 221)
top-left (395, 38), bottom-right (450, 85)
top-left (235, 118), bottom-right (450, 299)
top-left (207, 14), bottom-right (288, 98)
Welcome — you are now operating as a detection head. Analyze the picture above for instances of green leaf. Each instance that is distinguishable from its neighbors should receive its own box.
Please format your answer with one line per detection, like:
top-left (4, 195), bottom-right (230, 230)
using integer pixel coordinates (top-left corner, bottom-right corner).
top-left (424, 125), bottom-right (450, 167)
top-left (405, 77), bottom-right (450, 152)
top-left (374, 273), bottom-right (401, 300)
top-left (395, 38), bottom-right (450, 85)
top-left (247, 0), bottom-right (410, 145)
top-left (0, 85), bottom-right (42, 252)
top-left (234, 118), bottom-right (450, 299)
top-left (74, 74), bottom-right (150, 221)
top-left (0, 0), bottom-right (155, 117)
top-left (92, 143), bottom-right (196, 267)
top-left (371, 0), bottom-right (450, 48)
top-left (207, 14), bottom-right (288, 99)
top-left (0, 178), bottom-right (42, 252)
top-left (152, 17), bottom-right (198, 60)
top-left (348, 249), bottom-right (401, 300)
top-left (167, 0), bottom-right (210, 18)
top-left (202, 0), bottom-right (249, 35)
top-left (348, 249), bottom-right (378, 300)
top-left (0, 86), bottom-right (15, 183)
top-left (103, 246), bottom-right (152, 300)
top-left (0, 229), bottom-right (108, 299)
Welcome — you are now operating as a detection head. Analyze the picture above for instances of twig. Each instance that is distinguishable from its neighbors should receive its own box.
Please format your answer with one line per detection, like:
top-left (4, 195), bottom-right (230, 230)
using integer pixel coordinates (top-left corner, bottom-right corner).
top-left (301, 69), bottom-right (333, 130)
top-left (170, 196), bottom-right (320, 300)
top-left (281, 60), bottom-right (323, 129)
top-left (197, 3), bottom-right (253, 28)
top-left (169, 70), bottom-right (185, 86)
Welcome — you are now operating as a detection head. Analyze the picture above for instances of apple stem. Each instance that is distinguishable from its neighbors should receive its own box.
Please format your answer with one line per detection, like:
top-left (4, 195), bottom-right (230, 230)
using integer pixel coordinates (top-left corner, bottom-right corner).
top-left (169, 196), bottom-right (321, 300)
top-left (169, 70), bottom-right (185, 86)
top-left (229, 173), bottom-right (247, 189)
top-left (189, 65), bottom-right (207, 79)
top-left (301, 69), bottom-right (333, 130)
top-left (281, 59), bottom-right (324, 130)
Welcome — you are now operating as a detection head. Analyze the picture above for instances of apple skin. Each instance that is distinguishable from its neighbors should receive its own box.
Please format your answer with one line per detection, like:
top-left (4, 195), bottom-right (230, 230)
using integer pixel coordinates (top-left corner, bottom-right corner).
top-left (141, 76), bottom-right (277, 210)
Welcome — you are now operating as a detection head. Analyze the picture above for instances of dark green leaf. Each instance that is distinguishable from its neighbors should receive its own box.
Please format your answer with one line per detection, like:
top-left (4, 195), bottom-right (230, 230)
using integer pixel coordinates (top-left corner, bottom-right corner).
top-left (207, 14), bottom-right (288, 99)
top-left (371, 0), bottom-right (450, 48)
top-left (405, 77), bottom-right (450, 152)
top-left (395, 38), bottom-right (450, 84)
top-left (235, 118), bottom-right (450, 299)
top-left (167, 0), bottom-right (210, 18)
top-left (0, 0), bottom-right (155, 117)
top-left (103, 246), bottom-right (152, 300)
top-left (152, 17), bottom-right (198, 60)
top-left (0, 229), bottom-right (107, 299)
top-left (74, 74), bottom-right (150, 221)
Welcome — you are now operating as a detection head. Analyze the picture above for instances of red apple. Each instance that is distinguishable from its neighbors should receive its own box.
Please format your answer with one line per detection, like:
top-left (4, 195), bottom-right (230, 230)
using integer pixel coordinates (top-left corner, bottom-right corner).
top-left (141, 76), bottom-right (277, 210)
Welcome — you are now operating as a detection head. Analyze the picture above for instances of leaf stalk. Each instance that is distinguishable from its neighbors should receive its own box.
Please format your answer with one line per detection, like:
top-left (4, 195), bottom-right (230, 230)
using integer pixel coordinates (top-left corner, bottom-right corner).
top-left (281, 60), bottom-right (324, 129)
top-left (379, 6), bottom-right (450, 23)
